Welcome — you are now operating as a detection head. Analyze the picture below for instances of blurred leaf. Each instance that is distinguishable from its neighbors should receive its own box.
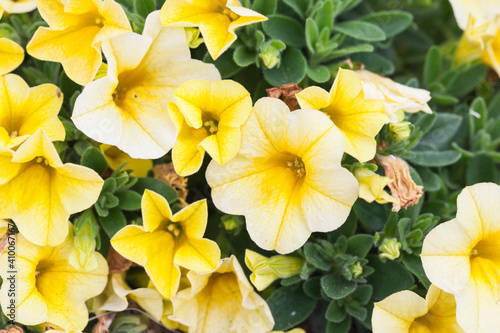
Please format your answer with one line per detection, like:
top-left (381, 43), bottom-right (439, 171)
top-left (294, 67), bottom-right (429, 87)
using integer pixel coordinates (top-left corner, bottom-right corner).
top-left (424, 46), bottom-right (441, 87)
top-left (321, 273), bottom-right (357, 300)
top-left (367, 255), bottom-right (414, 300)
top-left (252, 0), bottom-right (277, 15)
top-left (233, 46), bottom-right (257, 67)
top-left (346, 234), bottom-right (374, 258)
top-left (466, 154), bottom-right (496, 185)
top-left (132, 178), bottom-right (178, 204)
top-left (332, 21), bottom-right (386, 42)
top-left (360, 11), bottom-right (413, 38)
top-left (263, 48), bottom-right (307, 86)
top-left (406, 150), bottom-right (461, 167)
top-left (325, 301), bottom-right (346, 323)
top-left (267, 284), bottom-right (317, 330)
top-left (116, 190), bottom-right (142, 211)
top-left (263, 15), bottom-right (306, 47)
top-left (81, 146), bottom-right (108, 174)
top-left (307, 65), bottom-right (331, 83)
top-left (134, 0), bottom-right (155, 17)
top-left (203, 52), bottom-right (241, 78)
top-left (99, 207), bottom-right (126, 238)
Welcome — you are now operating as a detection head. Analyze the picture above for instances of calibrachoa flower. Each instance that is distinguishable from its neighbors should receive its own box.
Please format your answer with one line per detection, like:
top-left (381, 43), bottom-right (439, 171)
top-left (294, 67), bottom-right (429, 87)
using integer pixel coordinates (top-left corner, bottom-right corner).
top-left (421, 182), bottom-right (500, 332)
top-left (448, 0), bottom-right (500, 30)
top-left (372, 285), bottom-right (463, 332)
top-left (0, 223), bottom-right (108, 330)
top-left (0, 38), bottom-right (24, 76)
top-left (168, 79), bottom-right (252, 176)
top-left (0, 0), bottom-right (37, 14)
top-left (0, 74), bottom-right (64, 149)
top-left (296, 68), bottom-right (386, 162)
top-left (72, 11), bottom-right (220, 159)
top-left (169, 255), bottom-right (275, 333)
top-left (354, 167), bottom-right (398, 205)
top-left (356, 69), bottom-right (432, 123)
top-left (207, 97), bottom-right (358, 254)
top-left (160, 0), bottom-right (267, 60)
top-left (111, 189), bottom-right (221, 297)
top-left (100, 144), bottom-right (153, 177)
top-left (26, 0), bottom-right (131, 85)
top-left (0, 129), bottom-right (103, 246)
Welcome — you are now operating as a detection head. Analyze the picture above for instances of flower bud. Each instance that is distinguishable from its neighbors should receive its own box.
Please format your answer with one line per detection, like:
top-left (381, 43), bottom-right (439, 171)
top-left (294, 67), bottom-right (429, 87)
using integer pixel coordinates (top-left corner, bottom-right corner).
top-left (349, 261), bottom-right (364, 278)
top-left (184, 27), bottom-right (204, 49)
top-left (389, 110), bottom-right (411, 141)
top-left (94, 62), bottom-right (108, 81)
top-left (221, 215), bottom-right (243, 235)
top-left (353, 166), bottom-right (398, 205)
top-left (259, 41), bottom-right (285, 69)
top-left (69, 210), bottom-right (99, 271)
top-left (380, 237), bottom-right (402, 261)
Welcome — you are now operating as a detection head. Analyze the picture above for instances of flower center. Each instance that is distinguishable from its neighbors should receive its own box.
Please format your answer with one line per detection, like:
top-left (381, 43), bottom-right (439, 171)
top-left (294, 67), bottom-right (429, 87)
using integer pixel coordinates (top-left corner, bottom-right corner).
top-left (203, 119), bottom-right (219, 134)
top-left (219, 6), bottom-right (239, 21)
top-left (286, 156), bottom-right (306, 178)
top-left (35, 157), bottom-right (49, 166)
top-left (10, 131), bottom-right (18, 138)
top-left (165, 222), bottom-right (182, 239)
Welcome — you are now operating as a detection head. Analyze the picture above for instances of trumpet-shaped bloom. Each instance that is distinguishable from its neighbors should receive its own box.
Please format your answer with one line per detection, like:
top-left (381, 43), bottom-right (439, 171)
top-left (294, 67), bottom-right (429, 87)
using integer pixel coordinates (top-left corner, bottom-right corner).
top-left (354, 167), bottom-right (398, 205)
top-left (160, 0), bottom-right (267, 60)
top-left (100, 144), bottom-right (153, 177)
top-left (421, 183), bottom-right (500, 333)
top-left (26, 0), bottom-right (131, 85)
top-left (0, 223), bottom-right (108, 330)
top-left (0, 129), bottom-right (103, 246)
top-left (296, 68), bottom-right (386, 162)
top-left (0, 37), bottom-right (24, 76)
top-left (448, 0), bottom-right (500, 30)
top-left (72, 11), bottom-right (220, 159)
top-left (0, 0), bottom-right (36, 13)
top-left (372, 284), bottom-right (464, 332)
top-left (111, 190), bottom-right (221, 298)
top-left (169, 255), bottom-right (274, 333)
top-left (206, 97), bottom-right (358, 254)
top-left (168, 79), bottom-right (252, 176)
top-left (356, 69), bottom-right (432, 123)
top-left (0, 74), bottom-right (64, 149)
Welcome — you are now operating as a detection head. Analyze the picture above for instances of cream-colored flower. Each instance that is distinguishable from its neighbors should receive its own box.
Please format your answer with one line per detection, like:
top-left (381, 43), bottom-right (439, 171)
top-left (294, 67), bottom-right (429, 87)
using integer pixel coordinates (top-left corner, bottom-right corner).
top-left (448, 0), bottom-right (500, 30)
top-left (169, 255), bottom-right (274, 333)
top-left (356, 69), bottom-right (432, 123)
top-left (207, 97), bottom-right (358, 254)
top-left (72, 11), bottom-right (220, 159)
top-left (0, 223), bottom-right (108, 330)
top-left (372, 285), bottom-right (463, 332)
top-left (0, 0), bottom-right (36, 14)
top-left (421, 183), bottom-right (500, 332)
top-left (0, 74), bottom-right (64, 149)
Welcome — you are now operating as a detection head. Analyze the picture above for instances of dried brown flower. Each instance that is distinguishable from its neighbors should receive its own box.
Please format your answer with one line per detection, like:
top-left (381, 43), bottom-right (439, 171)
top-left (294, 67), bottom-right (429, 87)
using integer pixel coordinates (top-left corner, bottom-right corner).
top-left (266, 83), bottom-right (302, 111)
top-left (107, 245), bottom-right (133, 274)
top-left (153, 163), bottom-right (188, 203)
top-left (0, 327), bottom-right (24, 333)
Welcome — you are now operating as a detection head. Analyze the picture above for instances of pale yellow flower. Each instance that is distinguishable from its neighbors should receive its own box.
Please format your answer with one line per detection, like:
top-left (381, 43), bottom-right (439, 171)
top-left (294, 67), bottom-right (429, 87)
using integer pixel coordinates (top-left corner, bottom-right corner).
top-left (72, 11), bottom-right (220, 159)
top-left (0, 0), bottom-right (36, 14)
top-left (160, 0), bottom-right (267, 60)
top-left (27, 0), bottom-right (131, 85)
top-left (111, 189), bottom-right (221, 298)
top-left (100, 144), bottom-right (153, 177)
top-left (169, 255), bottom-right (274, 333)
top-left (270, 329), bottom-right (306, 333)
top-left (206, 97), bottom-right (358, 254)
top-left (354, 167), bottom-right (398, 205)
top-left (448, 0), bottom-right (500, 30)
top-left (0, 223), bottom-right (108, 330)
top-left (0, 74), bottom-right (64, 149)
top-left (168, 79), bottom-right (252, 176)
top-left (0, 38), bottom-right (24, 76)
top-left (296, 68), bottom-right (386, 162)
top-left (421, 182), bottom-right (500, 332)
top-left (372, 285), bottom-right (463, 332)
top-left (356, 69), bottom-right (432, 123)
top-left (0, 129), bottom-right (103, 246)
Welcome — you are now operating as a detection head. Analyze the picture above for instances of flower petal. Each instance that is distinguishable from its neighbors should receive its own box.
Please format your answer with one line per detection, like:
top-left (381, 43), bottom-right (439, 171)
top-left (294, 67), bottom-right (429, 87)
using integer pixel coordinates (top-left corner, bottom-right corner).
top-left (0, 38), bottom-right (24, 76)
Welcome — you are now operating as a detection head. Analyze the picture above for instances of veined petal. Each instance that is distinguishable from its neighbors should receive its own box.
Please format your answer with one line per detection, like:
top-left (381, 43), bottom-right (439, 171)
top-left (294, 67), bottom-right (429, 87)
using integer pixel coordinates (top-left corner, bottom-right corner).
top-left (141, 189), bottom-right (173, 231)
top-left (36, 0), bottom-right (86, 29)
top-left (103, 32), bottom-right (152, 75)
top-left (199, 125), bottom-right (241, 164)
top-left (11, 129), bottom-right (63, 167)
top-left (296, 86), bottom-right (330, 110)
top-left (0, 38), bottom-right (24, 76)
top-left (172, 199), bottom-right (207, 238)
top-left (171, 119), bottom-right (207, 176)
top-left (175, 237), bottom-right (220, 272)
top-left (93, 0), bottom-right (132, 44)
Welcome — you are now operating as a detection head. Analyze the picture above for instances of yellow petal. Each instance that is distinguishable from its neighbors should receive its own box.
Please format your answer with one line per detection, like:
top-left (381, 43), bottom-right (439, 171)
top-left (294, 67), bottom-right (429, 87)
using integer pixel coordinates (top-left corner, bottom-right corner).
top-left (199, 125), bottom-right (241, 164)
top-left (141, 189), bottom-right (173, 231)
top-left (0, 38), bottom-right (24, 76)
top-left (296, 86), bottom-right (330, 110)
top-left (171, 199), bottom-right (207, 238)
top-left (171, 121), bottom-right (207, 176)
top-left (175, 237), bottom-right (221, 272)
top-left (448, 0), bottom-right (500, 29)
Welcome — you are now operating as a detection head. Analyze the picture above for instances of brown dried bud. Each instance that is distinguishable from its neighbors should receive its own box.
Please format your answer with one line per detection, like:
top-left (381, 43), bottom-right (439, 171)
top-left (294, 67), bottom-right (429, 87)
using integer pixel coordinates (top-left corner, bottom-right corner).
top-left (0, 327), bottom-right (24, 333)
top-left (375, 154), bottom-right (424, 212)
top-left (266, 83), bottom-right (302, 111)
top-left (107, 245), bottom-right (133, 274)
top-left (91, 313), bottom-right (115, 333)
top-left (153, 163), bottom-right (188, 202)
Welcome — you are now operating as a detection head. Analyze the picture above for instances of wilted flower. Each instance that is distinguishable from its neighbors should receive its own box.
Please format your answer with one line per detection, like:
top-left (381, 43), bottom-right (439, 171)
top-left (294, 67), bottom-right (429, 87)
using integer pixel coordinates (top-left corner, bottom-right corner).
top-left (207, 97), bottom-right (358, 254)
top-left (354, 167), bottom-right (398, 205)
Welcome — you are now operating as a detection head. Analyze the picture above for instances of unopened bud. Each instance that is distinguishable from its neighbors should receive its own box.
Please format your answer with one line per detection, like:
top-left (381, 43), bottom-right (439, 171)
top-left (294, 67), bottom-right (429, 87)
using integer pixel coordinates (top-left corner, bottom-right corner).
top-left (94, 62), bottom-right (108, 81)
top-left (70, 211), bottom-right (99, 271)
top-left (259, 41), bottom-right (285, 69)
top-left (221, 215), bottom-right (243, 235)
top-left (353, 166), bottom-right (398, 205)
top-left (349, 261), bottom-right (363, 278)
top-left (185, 27), bottom-right (204, 49)
top-left (380, 238), bottom-right (401, 261)
top-left (389, 110), bottom-right (411, 140)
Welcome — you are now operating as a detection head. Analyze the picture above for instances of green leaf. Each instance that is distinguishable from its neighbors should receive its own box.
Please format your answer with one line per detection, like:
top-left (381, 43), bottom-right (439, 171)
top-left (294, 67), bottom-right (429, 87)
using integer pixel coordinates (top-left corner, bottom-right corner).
top-left (282, 0), bottom-right (307, 18)
top-left (431, 93), bottom-right (459, 105)
top-left (304, 243), bottom-right (331, 270)
top-left (305, 18), bottom-right (319, 53)
top-left (445, 64), bottom-right (488, 97)
top-left (323, 44), bottom-right (374, 61)
top-left (360, 11), bottom-right (413, 38)
top-left (303, 276), bottom-right (322, 299)
top-left (415, 167), bottom-right (441, 192)
top-left (346, 234), bottom-right (374, 258)
top-left (466, 154), bottom-right (496, 185)
top-left (321, 274), bottom-right (357, 300)
top-left (367, 255), bottom-right (414, 300)
top-left (401, 253), bottom-right (431, 288)
top-left (267, 284), bottom-right (317, 330)
top-left (315, 0), bottom-right (334, 30)
top-left (134, 0), bottom-right (155, 18)
top-left (203, 52), bottom-right (241, 78)
top-left (346, 305), bottom-right (367, 321)
top-left (353, 199), bottom-right (387, 233)
top-left (353, 52), bottom-right (394, 75)
top-left (332, 21), bottom-right (386, 42)
top-left (99, 207), bottom-right (127, 238)
top-left (80, 146), bottom-right (108, 174)
top-left (424, 46), bottom-right (442, 86)
top-left (406, 150), bottom-right (461, 167)
top-left (262, 15), bottom-right (306, 47)
top-left (252, 0), bottom-right (277, 15)
top-left (325, 301), bottom-right (346, 323)
top-left (419, 113), bottom-right (462, 148)
top-left (116, 190), bottom-right (142, 211)
top-left (233, 46), bottom-right (257, 67)
top-left (132, 178), bottom-right (178, 204)
top-left (263, 48), bottom-right (307, 86)
top-left (326, 316), bottom-right (351, 333)
top-left (350, 284), bottom-right (373, 304)
top-left (307, 65), bottom-right (331, 83)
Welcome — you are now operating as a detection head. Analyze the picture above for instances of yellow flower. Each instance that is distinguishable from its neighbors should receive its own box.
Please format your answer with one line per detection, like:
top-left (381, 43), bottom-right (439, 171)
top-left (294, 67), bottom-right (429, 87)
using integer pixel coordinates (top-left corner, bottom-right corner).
top-left (0, 223), bottom-right (108, 331)
top-left (26, 0), bottom-right (131, 85)
top-left (206, 97), bottom-right (358, 254)
top-left (0, 0), bottom-right (37, 14)
top-left (0, 38), bottom-right (24, 76)
top-left (421, 183), bottom-right (500, 332)
top-left (270, 329), bottom-right (306, 333)
top-left (168, 79), bottom-right (252, 176)
top-left (296, 68), bottom-right (386, 162)
top-left (0, 219), bottom-right (8, 239)
top-left (0, 129), bottom-right (103, 246)
top-left (356, 69), bottom-right (432, 123)
top-left (245, 249), bottom-right (304, 291)
top-left (72, 11), bottom-right (220, 159)
top-left (100, 144), bottom-right (152, 177)
top-left (448, 0), bottom-right (500, 30)
top-left (111, 189), bottom-right (221, 297)
top-left (354, 167), bottom-right (398, 205)
top-left (169, 255), bottom-right (275, 333)
top-left (0, 74), bottom-right (64, 149)
top-left (372, 285), bottom-right (464, 332)
top-left (160, 0), bottom-right (267, 60)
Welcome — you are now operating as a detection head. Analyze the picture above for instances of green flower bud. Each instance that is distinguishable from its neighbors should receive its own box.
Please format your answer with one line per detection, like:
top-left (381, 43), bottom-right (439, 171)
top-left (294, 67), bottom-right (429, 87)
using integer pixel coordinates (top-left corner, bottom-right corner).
top-left (70, 210), bottom-right (99, 270)
top-left (380, 237), bottom-right (402, 261)
top-left (259, 41), bottom-right (285, 69)
top-left (389, 110), bottom-right (411, 141)
top-left (349, 261), bottom-right (364, 278)
top-left (221, 215), bottom-right (243, 235)
top-left (185, 27), bottom-right (204, 49)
